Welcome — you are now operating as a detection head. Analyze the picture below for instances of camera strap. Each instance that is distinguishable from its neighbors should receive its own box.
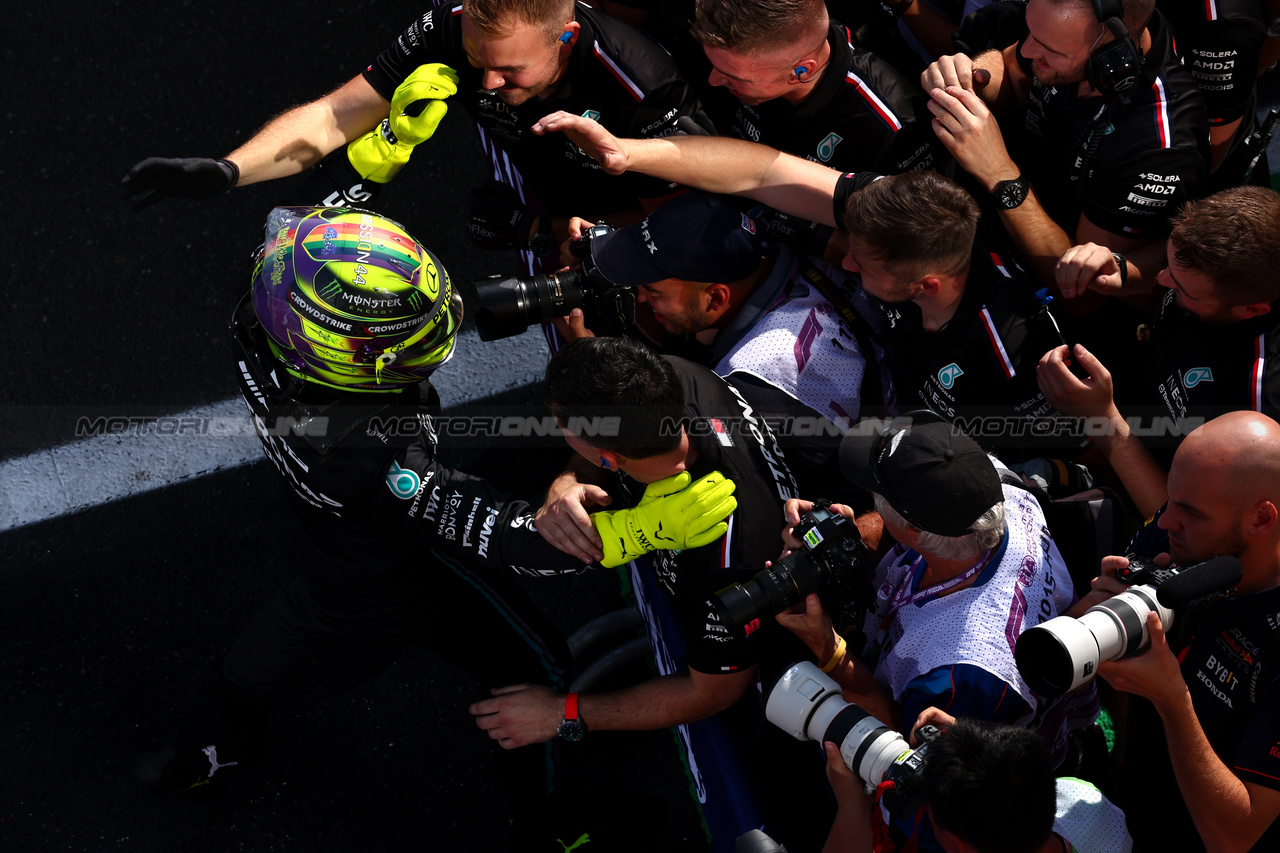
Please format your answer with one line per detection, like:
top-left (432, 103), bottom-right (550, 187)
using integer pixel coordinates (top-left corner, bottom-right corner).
top-left (795, 257), bottom-right (891, 416)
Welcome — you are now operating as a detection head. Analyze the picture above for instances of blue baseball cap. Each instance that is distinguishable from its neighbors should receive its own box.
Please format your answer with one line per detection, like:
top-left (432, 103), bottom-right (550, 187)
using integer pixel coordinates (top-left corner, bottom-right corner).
top-left (588, 194), bottom-right (766, 286)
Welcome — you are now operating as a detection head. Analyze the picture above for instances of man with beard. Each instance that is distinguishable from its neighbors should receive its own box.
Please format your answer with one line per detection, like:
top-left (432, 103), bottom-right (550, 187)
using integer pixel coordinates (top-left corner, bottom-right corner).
top-left (919, 0), bottom-right (1208, 310)
top-left (1093, 411), bottom-right (1280, 852)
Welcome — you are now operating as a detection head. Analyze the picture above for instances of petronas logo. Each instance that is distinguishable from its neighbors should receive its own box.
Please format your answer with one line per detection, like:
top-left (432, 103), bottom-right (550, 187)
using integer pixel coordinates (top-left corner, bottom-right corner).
top-left (385, 461), bottom-right (421, 499)
top-left (938, 363), bottom-right (964, 389)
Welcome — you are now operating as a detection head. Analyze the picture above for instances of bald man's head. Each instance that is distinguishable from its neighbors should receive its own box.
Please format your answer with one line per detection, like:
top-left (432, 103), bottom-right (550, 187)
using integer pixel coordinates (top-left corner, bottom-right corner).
top-left (1161, 412), bottom-right (1280, 573)
top-left (1179, 412), bottom-right (1280, 506)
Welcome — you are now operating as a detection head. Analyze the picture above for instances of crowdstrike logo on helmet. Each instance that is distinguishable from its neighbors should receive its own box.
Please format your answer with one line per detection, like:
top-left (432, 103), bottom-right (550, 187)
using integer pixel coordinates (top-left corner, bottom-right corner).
top-left (254, 207), bottom-right (460, 391)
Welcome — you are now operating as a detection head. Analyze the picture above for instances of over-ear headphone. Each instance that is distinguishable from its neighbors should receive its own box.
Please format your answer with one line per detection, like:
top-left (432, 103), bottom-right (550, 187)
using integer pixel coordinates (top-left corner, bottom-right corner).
top-left (1087, 0), bottom-right (1141, 101)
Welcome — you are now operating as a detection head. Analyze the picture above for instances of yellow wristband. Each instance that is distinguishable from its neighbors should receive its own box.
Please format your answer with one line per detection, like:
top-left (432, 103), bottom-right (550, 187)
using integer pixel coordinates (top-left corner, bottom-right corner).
top-left (820, 635), bottom-right (847, 673)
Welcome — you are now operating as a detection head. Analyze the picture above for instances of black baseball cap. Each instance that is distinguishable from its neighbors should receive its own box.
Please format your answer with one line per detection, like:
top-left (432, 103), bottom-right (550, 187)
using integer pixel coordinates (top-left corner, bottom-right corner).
top-left (588, 194), bottom-right (765, 286)
top-left (838, 411), bottom-right (1003, 537)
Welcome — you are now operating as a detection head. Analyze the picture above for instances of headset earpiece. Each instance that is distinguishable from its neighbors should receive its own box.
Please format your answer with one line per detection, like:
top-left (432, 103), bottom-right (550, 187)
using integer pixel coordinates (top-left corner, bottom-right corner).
top-left (794, 65), bottom-right (807, 78)
top-left (1086, 0), bottom-right (1141, 102)
top-left (559, 30), bottom-right (573, 44)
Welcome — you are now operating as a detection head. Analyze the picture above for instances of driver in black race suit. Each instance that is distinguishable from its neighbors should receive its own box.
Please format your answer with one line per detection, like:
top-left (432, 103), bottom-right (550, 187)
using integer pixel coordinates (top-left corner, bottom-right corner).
top-left (138, 207), bottom-right (736, 844)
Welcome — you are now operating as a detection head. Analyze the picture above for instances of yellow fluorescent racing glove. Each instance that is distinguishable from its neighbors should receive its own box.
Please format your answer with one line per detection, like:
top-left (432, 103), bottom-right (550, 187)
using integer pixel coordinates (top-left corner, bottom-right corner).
top-left (347, 63), bottom-right (460, 183)
top-left (592, 471), bottom-right (737, 568)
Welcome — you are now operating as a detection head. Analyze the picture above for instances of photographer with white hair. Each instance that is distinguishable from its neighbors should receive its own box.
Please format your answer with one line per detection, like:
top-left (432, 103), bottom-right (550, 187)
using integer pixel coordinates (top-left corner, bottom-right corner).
top-left (776, 412), bottom-right (1093, 851)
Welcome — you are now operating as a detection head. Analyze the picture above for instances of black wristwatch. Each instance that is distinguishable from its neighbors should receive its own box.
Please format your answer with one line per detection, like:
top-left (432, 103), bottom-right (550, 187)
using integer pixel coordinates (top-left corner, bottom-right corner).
top-left (993, 174), bottom-right (1029, 210)
top-left (528, 216), bottom-right (556, 259)
top-left (557, 692), bottom-right (586, 742)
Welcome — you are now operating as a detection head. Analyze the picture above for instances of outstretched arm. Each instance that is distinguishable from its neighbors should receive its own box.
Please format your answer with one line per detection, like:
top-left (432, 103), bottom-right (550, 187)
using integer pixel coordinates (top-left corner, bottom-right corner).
top-left (469, 667), bottom-right (756, 747)
top-left (532, 112), bottom-right (843, 226)
top-left (226, 74), bottom-right (392, 186)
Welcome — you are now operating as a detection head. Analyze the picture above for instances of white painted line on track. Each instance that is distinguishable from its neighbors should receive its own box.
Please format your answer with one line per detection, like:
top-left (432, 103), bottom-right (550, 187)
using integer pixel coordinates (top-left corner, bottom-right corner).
top-left (0, 327), bottom-right (551, 532)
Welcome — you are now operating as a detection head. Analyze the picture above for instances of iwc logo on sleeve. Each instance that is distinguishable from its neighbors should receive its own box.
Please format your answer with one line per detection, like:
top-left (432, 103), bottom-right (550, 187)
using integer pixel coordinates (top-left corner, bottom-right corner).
top-left (938, 363), bottom-right (965, 389)
top-left (385, 461), bottom-right (422, 499)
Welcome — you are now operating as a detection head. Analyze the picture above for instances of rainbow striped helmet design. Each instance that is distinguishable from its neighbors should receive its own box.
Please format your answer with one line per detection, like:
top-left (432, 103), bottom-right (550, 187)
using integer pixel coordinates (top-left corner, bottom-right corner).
top-left (251, 206), bottom-right (462, 392)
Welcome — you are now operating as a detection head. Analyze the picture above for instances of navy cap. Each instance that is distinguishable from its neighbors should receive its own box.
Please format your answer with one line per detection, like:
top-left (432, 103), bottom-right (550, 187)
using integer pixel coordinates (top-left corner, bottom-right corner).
top-left (838, 411), bottom-right (1003, 537)
top-left (589, 194), bottom-right (765, 286)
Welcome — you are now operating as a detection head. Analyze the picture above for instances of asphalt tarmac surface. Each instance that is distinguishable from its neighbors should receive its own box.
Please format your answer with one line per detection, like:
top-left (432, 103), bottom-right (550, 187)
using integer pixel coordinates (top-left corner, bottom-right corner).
top-left (2, 3), bottom-right (708, 850)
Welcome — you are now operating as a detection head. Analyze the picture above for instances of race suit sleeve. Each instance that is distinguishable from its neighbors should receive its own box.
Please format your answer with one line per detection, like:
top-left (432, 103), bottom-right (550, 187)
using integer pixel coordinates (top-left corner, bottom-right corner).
top-left (396, 439), bottom-right (590, 576)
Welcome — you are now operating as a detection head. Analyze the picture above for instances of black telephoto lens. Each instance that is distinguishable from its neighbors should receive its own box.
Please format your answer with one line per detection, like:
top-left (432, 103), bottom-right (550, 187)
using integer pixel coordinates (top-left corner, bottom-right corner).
top-left (473, 271), bottom-right (586, 341)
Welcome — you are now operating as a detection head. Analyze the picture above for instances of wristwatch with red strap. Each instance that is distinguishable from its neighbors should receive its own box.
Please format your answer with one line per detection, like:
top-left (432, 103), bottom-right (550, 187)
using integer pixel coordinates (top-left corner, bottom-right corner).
top-left (557, 692), bottom-right (586, 742)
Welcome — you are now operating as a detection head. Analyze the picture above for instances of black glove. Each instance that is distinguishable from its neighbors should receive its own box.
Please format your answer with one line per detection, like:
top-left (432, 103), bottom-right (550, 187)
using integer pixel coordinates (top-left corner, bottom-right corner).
top-left (466, 180), bottom-right (539, 250)
top-left (121, 157), bottom-right (239, 211)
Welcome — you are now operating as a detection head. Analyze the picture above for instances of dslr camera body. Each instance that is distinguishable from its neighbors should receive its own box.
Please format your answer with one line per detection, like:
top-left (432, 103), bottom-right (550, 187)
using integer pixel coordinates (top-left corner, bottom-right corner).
top-left (712, 503), bottom-right (874, 638)
top-left (472, 223), bottom-right (637, 340)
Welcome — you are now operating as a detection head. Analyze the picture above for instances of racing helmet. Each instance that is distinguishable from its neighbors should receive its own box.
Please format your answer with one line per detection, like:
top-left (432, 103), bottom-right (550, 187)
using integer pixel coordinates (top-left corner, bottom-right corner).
top-left (250, 206), bottom-right (462, 392)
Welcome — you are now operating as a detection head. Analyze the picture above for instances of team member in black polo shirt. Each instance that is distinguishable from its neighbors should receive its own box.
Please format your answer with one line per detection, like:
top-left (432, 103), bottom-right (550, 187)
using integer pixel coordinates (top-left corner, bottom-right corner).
top-left (839, 171), bottom-right (1077, 459)
top-left (471, 336), bottom-right (835, 850)
top-left (920, 0), bottom-right (1208, 305)
top-left (122, 0), bottom-right (706, 249)
top-left (687, 0), bottom-right (943, 255)
top-left (1037, 187), bottom-right (1280, 508)
top-left (691, 0), bottom-right (939, 176)
top-left (1159, 0), bottom-right (1272, 180)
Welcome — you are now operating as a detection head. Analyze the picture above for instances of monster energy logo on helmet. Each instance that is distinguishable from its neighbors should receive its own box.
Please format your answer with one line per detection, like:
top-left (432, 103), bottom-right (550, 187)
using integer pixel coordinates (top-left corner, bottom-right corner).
top-left (250, 206), bottom-right (461, 392)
